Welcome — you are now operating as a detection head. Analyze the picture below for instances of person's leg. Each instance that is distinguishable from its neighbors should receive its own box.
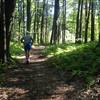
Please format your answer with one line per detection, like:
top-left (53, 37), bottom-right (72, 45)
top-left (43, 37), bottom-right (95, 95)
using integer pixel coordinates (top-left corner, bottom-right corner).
top-left (26, 50), bottom-right (30, 64)
top-left (25, 50), bottom-right (28, 60)
top-left (25, 44), bottom-right (31, 64)
top-left (27, 50), bottom-right (29, 60)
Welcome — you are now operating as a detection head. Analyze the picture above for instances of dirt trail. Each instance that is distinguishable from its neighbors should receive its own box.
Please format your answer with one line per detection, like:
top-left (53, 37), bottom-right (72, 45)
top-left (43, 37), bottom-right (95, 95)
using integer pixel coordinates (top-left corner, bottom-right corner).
top-left (0, 46), bottom-right (100, 100)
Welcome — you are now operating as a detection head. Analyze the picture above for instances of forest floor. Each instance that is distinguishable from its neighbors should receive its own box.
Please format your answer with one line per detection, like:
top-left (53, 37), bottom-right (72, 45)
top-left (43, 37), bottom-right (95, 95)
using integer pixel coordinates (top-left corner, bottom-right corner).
top-left (0, 46), bottom-right (100, 100)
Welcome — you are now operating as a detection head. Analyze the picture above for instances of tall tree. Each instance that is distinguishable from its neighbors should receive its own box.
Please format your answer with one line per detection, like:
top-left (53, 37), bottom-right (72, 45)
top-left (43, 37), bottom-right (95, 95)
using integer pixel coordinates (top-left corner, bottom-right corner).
top-left (36, 0), bottom-right (40, 43)
top-left (91, 0), bottom-right (95, 41)
top-left (45, 0), bottom-right (48, 43)
top-left (0, 0), bottom-right (15, 62)
top-left (62, 0), bottom-right (66, 43)
top-left (40, 0), bottom-right (46, 44)
top-left (98, 0), bottom-right (100, 44)
top-left (0, 0), bottom-right (5, 62)
top-left (18, 0), bottom-right (22, 34)
top-left (5, 0), bottom-right (16, 61)
top-left (27, 0), bottom-right (31, 34)
top-left (76, 0), bottom-right (84, 43)
top-left (50, 0), bottom-right (60, 44)
top-left (22, 0), bottom-right (25, 35)
top-left (84, 0), bottom-right (91, 43)
top-left (75, 0), bottom-right (81, 43)
top-left (33, 1), bottom-right (37, 42)
top-left (79, 0), bottom-right (83, 42)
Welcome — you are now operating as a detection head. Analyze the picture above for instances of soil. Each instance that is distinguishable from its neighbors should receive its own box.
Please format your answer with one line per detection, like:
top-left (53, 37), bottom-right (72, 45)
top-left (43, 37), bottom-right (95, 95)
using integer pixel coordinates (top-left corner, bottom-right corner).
top-left (0, 46), bottom-right (100, 100)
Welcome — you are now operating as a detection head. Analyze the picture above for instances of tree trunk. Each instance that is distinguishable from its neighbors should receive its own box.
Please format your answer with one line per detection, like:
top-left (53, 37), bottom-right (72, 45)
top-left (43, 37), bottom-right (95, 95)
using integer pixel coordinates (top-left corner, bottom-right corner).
top-left (40, 0), bottom-right (46, 44)
top-left (36, 1), bottom-right (40, 44)
top-left (27, 0), bottom-right (31, 34)
top-left (91, 0), bottom-right (95, 41)
top-left (75, 0), bottom-right (81, 43)
top-left (84, 0), bottom-right (91, 43)
top-left (33, 1), bottom-right (37, 43)
top-left (0, 0), bottom-right (15, 63)
top-left (98, 0), bottom-right (100, 45)
top-left (5, 0), bottom-right (16, 61)
top-left (18, 0), bottom-right (22, 35)
top-left (22, 0), bottom-right (25, 35)
top-left (45, 0), bottom-right (48, 44)
top-left (62, 0), bottom-right (66, 43)
top-left (0, 0), bottom-right (5, 62)
top-left (50, 0), bottom-right (60, 44)
top-left (79, 0), bottom-right (83, 43)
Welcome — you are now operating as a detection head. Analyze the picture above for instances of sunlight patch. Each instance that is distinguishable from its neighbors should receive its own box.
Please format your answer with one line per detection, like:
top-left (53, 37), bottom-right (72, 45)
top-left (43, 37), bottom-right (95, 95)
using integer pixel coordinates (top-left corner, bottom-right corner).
top-left (0, 87), bottom-right (29, 100)
top-left (53, 84), bottom-right (75, 94)
top-left (12, 55), bottom-right (33, 59)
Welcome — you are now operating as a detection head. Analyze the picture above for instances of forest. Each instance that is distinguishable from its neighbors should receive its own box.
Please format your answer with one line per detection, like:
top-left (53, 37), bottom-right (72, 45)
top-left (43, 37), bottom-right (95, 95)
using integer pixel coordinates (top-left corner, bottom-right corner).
top-left (0, 0), bottom-right (100, 99)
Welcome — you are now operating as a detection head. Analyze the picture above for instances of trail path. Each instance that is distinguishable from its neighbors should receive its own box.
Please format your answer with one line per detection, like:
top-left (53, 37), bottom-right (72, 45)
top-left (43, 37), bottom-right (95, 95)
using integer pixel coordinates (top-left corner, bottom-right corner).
top-left (0, 46), bottom-right (100, 100)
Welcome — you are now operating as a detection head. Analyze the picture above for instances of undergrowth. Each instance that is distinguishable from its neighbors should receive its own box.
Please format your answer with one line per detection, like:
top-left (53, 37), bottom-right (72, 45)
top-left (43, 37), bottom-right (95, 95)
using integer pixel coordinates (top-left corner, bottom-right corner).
top-left (43, 42), bottom-right (100, 87)
top-left (10, 41), bottom-right (24, 56)
top-left (0, 62), bottom-right (7, 86)
top-left (0, 60), bottom-right (17, 86)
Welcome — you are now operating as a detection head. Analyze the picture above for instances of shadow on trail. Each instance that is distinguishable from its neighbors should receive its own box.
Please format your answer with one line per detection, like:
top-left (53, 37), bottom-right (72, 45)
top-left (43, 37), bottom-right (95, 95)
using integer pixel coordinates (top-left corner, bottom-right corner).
top-left (0, 46), bottom-right (85, 100)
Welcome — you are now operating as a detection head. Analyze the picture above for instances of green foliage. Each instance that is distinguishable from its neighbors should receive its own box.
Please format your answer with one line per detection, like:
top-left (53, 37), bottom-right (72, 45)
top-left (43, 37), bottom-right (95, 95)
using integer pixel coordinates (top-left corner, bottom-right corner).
top-left (10, 41), bottom-right (24, 56)
top-left (43, 42), bottom-right (100, 86)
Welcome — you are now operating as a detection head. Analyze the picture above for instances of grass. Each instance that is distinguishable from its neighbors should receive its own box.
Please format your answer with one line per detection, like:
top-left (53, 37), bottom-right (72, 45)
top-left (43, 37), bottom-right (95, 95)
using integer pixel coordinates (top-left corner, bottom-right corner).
top-left (10, 41), bottom-right (24, 56)
top-left (43, 42), bottom-right (100, 86)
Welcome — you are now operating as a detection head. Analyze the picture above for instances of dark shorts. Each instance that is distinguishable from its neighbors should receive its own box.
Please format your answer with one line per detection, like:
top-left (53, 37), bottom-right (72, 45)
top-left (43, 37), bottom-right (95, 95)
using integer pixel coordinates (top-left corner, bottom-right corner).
top-left (24, 44), bottom-right (32, 51)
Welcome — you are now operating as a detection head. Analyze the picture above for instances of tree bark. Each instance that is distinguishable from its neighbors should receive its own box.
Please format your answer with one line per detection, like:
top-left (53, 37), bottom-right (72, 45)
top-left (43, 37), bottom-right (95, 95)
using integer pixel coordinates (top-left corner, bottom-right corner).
top-left (79, 0), bottom-right (83, 43)
top-left (91, 0), bottom-right (95, 41)
top-left (27, 0), bottom-right (31, 34)
top-left (0, 0), bottom-right (5, 62)
top-left (45, 0), bottom-right (48, 44)
top-left (0, 0), bottom-right (15, 63)
top-left (40, 0), bottom-right (46, 44)
top-left (98, 0), bottom-right (100, 45)
top-left (84, 0), bottom-right (91, 43)
top-left (75, 0), bottom-right (81, 43)
top-left (62, 0), bottom-right (66, 43)
top-left (5, 0), bottom-right (16, 61)
top-left (50, 0), bottom-right (60, 44)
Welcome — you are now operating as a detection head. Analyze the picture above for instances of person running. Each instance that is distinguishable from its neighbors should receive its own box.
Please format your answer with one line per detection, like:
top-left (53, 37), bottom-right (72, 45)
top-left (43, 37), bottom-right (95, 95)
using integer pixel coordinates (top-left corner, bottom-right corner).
top-left (21, 35), bottom-right (33, 64)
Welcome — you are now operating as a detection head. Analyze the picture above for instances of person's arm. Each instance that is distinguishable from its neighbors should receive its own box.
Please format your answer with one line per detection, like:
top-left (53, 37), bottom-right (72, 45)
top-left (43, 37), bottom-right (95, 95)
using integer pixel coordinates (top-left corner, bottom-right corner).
top-left (21, 37), bottom-right (24, 43)
top-left (30, 37), bottom-right (33, 45)
top-left (31, 37), bottom-right (33, 44)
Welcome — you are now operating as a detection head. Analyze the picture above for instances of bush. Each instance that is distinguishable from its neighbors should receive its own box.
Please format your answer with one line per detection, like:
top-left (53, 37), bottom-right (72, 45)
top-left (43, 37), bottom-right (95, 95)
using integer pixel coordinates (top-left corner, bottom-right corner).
top-left (10, 41), bottom-right (24, 56)
top-left (43, 42), bottom-right (99, 86)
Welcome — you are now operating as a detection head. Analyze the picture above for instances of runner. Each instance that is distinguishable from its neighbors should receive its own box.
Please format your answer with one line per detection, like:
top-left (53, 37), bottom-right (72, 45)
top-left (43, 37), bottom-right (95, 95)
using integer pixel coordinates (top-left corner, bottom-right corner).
top-left (21, 35), bottom-right (33, 64)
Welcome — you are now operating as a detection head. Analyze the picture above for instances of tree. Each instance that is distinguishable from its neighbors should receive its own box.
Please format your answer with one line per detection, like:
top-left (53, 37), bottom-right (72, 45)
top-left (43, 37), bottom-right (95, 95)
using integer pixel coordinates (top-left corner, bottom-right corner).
top-left (5, 0), bottom-right (16, 61)
top-left (50, 0), bottom-right (60, 44)
top-left (79, 0), bottom-right (83, 42)
top-left (40, 0), bottom-right (46, 44)
top-left (91, 0), bottom-right (95, 41)
top-left (84, 0), bottom-right (91, 43)
top-left (33, 1), bottom-right (37, 43)
top-left (45, 0), bottom-right (49, 43)
top-left (33, 0), bottom-right (40, 43)
top-left (75, 0), bottom-right (81, 43)
top-left (27, 0), bottom-right (31, 34)
top-left (98, 0), bottom-right (100, 45)
top-left (0, 0), bottom-right (15, 63)
top-left (75, 0), bottom-right (84, 43)
top-left (62, 0), bottom-right (66, 43)
top-left (18, 0), bottom-right (22, 34)
top-left (22, 0), bottom-right (25, 35)
top-left (0, 0), bottom-right (5, 62)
